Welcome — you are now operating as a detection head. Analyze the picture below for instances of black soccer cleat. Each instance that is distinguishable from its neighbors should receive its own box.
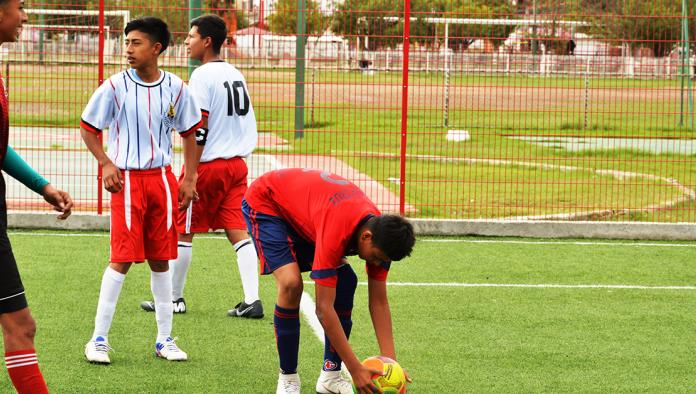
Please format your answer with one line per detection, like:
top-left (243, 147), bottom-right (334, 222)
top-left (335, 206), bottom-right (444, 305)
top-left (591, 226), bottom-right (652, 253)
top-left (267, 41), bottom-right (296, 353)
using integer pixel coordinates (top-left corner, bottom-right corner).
top-left (140, 298), bottom-right (187, 314)
top-left (227, 300), bottom-right (264, 319)
top-left (140, 300), bottom-right (156, 312)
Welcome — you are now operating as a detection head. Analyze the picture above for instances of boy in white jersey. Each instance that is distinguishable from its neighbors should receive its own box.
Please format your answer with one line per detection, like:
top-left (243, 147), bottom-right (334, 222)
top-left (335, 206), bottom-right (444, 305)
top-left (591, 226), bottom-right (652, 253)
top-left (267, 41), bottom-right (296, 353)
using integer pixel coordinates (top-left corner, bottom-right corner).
top-left (140, 14), bottom-right (263, 318)
top-left (80, 17), bottom-right (202, 364)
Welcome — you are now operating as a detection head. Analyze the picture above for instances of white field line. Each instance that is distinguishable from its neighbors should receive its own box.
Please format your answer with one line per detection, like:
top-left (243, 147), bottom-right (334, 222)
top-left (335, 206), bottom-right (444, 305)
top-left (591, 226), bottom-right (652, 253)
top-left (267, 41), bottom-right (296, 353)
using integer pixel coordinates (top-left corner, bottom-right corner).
top-left (297, 279), bottom-right (696, 351)
top-left (7, 232), bottom-right (696, 249)
top-left (300, 291), bottom-right (325, 341)
top-left (303, 281), bottom-right (696, 291)
top-left (3, 232), bottom-right (332, 345)
top-left (420, 239), bottom-right (696, 248)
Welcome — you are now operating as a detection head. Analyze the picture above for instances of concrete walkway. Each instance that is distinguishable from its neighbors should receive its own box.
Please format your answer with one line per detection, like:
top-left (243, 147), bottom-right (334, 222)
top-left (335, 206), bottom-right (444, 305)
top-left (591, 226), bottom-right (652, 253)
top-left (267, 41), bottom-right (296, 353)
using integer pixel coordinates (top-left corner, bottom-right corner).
top-left (5, 127), bottom-right (411, 215)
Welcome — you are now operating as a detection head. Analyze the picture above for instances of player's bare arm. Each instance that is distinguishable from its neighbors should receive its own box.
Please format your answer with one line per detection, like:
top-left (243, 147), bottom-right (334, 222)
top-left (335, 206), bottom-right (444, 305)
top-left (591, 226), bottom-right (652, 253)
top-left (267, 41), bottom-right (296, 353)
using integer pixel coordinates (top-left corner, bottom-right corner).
top-left (178, 132), bottom-right (199, 210)
top-left (315, 283), bottom-right (381, 394)
top-left (367, 276), bottom-right (396, 360)
top-left (367, 275), bottom-right (412, 383)
top-left (80, 128), bottom-right (123, 193)
top-left (41, 184), bottom-right (73, 220)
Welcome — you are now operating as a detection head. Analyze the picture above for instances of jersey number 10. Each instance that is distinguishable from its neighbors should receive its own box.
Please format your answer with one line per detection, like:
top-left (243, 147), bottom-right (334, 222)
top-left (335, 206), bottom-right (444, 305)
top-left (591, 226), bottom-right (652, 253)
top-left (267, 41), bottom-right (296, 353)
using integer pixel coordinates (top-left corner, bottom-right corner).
top-left (223, 81), bottom-right (250, 116)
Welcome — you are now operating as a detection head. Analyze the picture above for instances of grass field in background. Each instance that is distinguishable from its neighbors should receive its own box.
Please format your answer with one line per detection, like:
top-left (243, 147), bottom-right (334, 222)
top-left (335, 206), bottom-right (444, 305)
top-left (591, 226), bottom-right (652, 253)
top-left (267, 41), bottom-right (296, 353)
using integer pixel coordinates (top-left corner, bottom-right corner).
top-left (1, 231), bottom-right (696, 392)
top-left (5, 64), bottom-right (696, 220)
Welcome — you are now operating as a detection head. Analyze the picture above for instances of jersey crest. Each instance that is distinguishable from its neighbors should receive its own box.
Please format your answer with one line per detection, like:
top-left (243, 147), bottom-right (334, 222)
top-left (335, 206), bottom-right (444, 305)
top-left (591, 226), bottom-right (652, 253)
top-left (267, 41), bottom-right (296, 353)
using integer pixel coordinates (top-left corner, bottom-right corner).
top-left (162, 103), bottom-right (176, 128)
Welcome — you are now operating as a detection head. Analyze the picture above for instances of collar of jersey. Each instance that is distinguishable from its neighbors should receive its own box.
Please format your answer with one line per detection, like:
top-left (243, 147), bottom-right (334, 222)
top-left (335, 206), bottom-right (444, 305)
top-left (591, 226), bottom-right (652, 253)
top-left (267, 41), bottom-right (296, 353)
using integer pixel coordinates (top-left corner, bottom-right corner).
top-left (126, 69), bottom-right (165, 87)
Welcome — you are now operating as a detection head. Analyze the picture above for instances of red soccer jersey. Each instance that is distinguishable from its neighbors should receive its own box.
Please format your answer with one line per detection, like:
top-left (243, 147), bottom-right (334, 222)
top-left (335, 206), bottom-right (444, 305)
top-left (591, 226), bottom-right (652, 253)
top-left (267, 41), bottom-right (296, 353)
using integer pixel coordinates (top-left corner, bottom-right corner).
top-left (245, 168), bottom-right (387, 287)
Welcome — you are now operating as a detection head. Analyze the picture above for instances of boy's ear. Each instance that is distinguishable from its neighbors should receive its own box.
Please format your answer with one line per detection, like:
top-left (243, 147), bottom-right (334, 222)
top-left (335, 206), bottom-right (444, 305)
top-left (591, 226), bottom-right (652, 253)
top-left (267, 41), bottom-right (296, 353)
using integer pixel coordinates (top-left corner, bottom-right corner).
top-left (153, 41), bottom-right (163, 54)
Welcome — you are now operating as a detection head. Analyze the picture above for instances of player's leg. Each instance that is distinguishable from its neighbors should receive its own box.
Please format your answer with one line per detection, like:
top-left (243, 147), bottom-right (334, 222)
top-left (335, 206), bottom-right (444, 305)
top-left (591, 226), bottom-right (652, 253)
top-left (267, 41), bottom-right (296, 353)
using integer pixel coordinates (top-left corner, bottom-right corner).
top-left (87, 169), bottom-right (143, 364)
top-left (148, 260), bottom-right (173, 343)
top-left (214, 158), bottom-right (263, 318)
top-left (225, 228), bottom-right (263, 318)
top-left (243, 199), bottom-right (302, 393)
top-left (141, 232), bottom-right (193, 314)
top-left (0, 236), bottom-right (48, 394)
top-left (170, 233), bottom-right (194, 312)
top-left (147, 259), bottom-right (185, 361)
top-left (143, 160), bottom-right (212, 314)
top-left (86, 262), bottom-right (131, 364)
top-left (1, 309), bottom-right (48, 394)
top-left (166, 163), bottom-right (208, 313)
top-left (144, 168), bottom-right (186, 361)
top-left (316, 262), bottom-right (357, 394)
top-left (272, 263), bottom-right (303, 394)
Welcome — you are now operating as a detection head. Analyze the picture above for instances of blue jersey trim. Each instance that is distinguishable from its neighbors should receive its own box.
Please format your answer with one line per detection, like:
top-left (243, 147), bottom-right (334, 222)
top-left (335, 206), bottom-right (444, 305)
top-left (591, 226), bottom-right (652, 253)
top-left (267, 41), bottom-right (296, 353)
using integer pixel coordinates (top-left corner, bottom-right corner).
top-left (310, 268), bottom-right (338, 280)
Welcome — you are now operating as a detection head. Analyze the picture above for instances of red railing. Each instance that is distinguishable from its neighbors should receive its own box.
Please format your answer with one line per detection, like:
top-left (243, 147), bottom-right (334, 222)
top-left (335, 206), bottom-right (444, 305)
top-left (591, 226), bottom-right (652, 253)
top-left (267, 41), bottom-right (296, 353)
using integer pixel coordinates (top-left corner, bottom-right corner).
top-left (2, 0), bottom-right (694, 223)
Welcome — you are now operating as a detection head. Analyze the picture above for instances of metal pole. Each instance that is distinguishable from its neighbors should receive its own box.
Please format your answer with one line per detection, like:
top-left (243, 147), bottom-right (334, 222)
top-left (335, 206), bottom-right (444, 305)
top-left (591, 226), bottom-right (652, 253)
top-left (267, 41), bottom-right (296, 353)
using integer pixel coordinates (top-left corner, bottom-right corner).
top-left (310, 67), bottom-right (315, 127)
top-left (399, 0), bottom-right (411, 216)
top-left (584, 59), bottom-right (589, 130)
top-left (294, 0), bottom-right (307, 139)
top-left (680, 0), bottom-right (687, 127)
top-left (443, 22), bottom-right (449, 128)
top-left (684, 0), bottom-right (693, 129)
top-left (532, 0), bottom-right (538, 55)
top-left (97, 0), bottom-right (105, 215)
top-left (188, 0), bottom-right (202, 77)
top-left (38, 13), bottom-right (44, 64)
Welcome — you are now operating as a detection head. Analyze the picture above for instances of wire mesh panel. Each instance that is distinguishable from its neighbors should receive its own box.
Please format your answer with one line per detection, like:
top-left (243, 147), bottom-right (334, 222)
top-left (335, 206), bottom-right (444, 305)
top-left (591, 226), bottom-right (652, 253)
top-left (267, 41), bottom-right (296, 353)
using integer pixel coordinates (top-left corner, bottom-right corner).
top-left (416, 0), bottom-right (695, 222)
top-left (3, 0), bottom-right (695, 224)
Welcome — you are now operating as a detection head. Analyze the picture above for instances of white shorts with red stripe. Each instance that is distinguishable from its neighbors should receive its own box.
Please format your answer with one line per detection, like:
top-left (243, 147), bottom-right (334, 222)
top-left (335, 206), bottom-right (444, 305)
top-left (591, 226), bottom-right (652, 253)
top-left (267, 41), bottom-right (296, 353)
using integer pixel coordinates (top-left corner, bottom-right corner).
top-left (110, 166), bottom-right (178, 263)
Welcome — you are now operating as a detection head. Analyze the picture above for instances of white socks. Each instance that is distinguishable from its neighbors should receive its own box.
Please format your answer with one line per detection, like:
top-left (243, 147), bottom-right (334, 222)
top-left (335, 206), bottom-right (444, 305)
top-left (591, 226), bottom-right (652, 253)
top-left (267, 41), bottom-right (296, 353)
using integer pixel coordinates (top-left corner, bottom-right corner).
top-left (170, 239), bottom-right (259, 304)
top-left (170, 242), bottom-right (193, 300)
top-left (151, 270), bottom-right (173, 343)
top-left (234, 239), bottom-right (260, 304)
top-left (92, 267), bottom-right (126, 341)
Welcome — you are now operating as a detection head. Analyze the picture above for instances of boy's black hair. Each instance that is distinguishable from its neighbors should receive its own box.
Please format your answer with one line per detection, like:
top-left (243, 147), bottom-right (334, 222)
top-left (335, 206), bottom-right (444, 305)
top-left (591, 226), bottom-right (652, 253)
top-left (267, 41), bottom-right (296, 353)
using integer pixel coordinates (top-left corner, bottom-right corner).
top-left (369, 215), bottom-right (415, 261)
top-left (190, 14), bottom-right (228, 55)
top-left (124, 17), bottom-right (171, 54)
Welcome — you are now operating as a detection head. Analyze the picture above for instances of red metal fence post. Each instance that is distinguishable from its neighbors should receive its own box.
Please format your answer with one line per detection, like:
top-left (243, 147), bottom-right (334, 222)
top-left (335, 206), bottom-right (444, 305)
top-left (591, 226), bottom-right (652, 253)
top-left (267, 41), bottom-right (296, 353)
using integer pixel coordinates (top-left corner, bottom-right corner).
top-left (399, 0), bottom-right (411, 216)
top-left (97, 0), bottom-right (105, 215)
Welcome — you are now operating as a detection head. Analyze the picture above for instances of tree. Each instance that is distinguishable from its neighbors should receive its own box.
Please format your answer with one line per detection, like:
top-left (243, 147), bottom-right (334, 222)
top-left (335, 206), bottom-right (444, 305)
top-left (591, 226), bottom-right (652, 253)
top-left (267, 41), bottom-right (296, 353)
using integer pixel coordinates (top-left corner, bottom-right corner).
top-left (331, 0), bottom-right (515, 50)
top-left (331, 0), bottom-right (403, 49)
top-left (444, 1), bottom-right (515, 50)
top-left (268, 0), bottom-right (327, 36)
top-left (576, 0), bottom-right (696, 57)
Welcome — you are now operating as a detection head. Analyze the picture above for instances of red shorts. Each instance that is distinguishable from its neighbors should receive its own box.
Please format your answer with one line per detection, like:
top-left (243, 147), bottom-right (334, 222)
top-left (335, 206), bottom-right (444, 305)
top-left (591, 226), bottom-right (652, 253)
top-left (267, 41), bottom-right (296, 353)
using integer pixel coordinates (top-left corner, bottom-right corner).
top-left (178, 157), bottom-right (248, 234)
top-left (110, 166), bottom-right (178, 263)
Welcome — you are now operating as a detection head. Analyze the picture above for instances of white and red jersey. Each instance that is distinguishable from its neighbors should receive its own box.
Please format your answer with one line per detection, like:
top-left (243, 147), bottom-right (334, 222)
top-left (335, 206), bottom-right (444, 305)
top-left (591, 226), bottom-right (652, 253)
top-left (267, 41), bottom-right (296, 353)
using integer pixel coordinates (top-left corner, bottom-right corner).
top-left (81, 69), bottom-right (202, 170)
top-left (188, 61), bottom-right (257, 162)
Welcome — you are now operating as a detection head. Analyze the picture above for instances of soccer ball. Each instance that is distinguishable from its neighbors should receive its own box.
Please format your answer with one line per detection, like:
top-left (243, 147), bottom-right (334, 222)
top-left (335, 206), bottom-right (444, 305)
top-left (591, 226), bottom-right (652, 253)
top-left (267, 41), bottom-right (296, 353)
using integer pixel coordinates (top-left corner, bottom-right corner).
top-left (354, 356), bottom-right (406, 394)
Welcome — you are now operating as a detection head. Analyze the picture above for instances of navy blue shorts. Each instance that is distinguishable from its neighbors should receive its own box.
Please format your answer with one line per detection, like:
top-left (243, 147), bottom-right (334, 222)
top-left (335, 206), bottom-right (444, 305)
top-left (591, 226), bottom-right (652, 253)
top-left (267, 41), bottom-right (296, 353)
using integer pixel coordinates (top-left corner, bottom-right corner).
top-left (242, 199), bottom-right (315, 275)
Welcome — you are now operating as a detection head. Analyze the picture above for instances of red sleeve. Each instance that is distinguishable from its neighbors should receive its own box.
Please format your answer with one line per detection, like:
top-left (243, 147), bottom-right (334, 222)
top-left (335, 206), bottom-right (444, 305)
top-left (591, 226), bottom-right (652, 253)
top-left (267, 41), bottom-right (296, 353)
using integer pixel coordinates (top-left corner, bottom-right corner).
top-left (310, 221), bottom-right (351, 288)
top-left (366, 261), bottom-right (390, 281)
top-left (312, 276), bottom-right (338, 288)
top-left (179, 119), bottom-right (203, 137)
top-left (80, 119), bottom-right (102, 135)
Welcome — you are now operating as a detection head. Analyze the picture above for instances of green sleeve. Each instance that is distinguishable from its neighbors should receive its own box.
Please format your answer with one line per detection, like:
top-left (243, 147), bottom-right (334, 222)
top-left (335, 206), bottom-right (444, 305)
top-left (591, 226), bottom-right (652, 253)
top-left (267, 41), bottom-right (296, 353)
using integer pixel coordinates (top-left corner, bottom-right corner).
top-left (3, 146), bottom-right (49, 195)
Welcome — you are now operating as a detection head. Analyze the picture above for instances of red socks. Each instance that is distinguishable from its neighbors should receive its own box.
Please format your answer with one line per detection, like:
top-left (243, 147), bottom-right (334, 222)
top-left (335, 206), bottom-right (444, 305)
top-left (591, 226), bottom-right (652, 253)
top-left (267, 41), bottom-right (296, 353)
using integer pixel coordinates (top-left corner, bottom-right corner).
top-left (5, 349), bottom-right (48, 394)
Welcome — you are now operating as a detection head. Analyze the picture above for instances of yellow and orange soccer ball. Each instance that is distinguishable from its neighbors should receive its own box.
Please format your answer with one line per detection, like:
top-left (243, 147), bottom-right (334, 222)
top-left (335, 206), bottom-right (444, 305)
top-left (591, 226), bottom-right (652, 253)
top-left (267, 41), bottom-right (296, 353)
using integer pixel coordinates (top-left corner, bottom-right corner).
top-left (353, 356), bottom-right (406, 393)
